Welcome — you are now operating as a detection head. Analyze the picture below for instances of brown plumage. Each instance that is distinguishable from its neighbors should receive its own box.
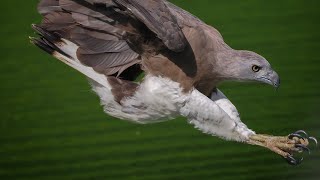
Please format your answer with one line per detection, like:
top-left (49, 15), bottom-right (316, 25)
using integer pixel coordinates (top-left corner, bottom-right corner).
top-left (34, 0), bottom-right (239, 98)
top-left (31, 0), bottom-right (317, 166)
top-left (32, 0), bottom-right (283, 108)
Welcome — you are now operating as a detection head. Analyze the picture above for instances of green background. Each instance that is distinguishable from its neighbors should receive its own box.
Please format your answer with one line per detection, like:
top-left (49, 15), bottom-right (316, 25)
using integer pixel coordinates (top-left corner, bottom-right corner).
top-left (1, 0), bottom-right (319, 179)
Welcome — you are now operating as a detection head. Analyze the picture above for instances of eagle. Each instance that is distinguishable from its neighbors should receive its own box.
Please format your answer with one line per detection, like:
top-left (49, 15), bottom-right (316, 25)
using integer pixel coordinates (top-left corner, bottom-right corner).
top-left (30, 0), bottom-right (317, 165)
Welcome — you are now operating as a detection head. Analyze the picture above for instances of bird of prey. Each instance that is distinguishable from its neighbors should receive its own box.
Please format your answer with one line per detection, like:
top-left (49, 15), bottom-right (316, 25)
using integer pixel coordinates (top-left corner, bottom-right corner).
top-left (30, 0), bottom-right (317, 165)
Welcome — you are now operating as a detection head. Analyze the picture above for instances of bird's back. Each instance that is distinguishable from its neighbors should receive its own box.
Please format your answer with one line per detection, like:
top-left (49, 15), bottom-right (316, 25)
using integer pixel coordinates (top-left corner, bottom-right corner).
top-left (32, 0), bottom-right (229, 95)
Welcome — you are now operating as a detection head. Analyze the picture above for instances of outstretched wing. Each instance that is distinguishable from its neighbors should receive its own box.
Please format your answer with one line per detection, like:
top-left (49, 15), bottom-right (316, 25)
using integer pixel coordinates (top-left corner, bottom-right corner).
top-left (36, 0), bottom-right (187, 78)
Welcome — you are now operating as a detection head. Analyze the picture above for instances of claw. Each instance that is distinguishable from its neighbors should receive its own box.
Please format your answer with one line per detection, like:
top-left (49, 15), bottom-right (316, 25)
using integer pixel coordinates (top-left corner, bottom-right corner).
top-left (308, 136), bottom-right (318, 146)
top-left (294, 130), bottom-right (308, 137)
top-left (295, 144), bottom-right (311, 154)
top-left (288, 133), bottom-right (305, 140)
top-left (285, 154), bottom-right (303, 165)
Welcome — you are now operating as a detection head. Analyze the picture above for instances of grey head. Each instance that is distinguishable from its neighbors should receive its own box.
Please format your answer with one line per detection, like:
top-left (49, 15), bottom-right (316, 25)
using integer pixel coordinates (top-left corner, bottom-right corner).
top-left (214, 50), bottom-right (280, 88)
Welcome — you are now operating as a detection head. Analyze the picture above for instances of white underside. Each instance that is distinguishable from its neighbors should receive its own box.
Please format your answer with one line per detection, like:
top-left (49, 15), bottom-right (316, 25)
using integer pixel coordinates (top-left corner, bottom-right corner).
top-left (51, 38), bottom-right (255, 142)
top-left (90, 76), bottom-right (184, 123)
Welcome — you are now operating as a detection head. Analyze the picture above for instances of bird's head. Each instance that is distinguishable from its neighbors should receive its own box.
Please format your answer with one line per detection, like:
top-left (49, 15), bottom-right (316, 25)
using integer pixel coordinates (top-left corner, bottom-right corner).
top-left (215, 50), bottom-right (280, 88)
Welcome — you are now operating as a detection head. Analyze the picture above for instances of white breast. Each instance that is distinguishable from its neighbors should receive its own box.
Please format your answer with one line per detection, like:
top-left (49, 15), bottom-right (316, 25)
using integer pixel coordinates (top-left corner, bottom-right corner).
top-left (91, 75), bottom-right (188, 124)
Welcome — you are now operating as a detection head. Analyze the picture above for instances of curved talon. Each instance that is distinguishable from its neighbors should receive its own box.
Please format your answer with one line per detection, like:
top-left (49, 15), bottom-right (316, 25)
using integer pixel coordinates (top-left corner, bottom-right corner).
top-left (285, 155), bottom-right (303, 165)
top-left (294, 130), bottom-right (308, 137)
top-left (295, 144), bottom-right (311, 154)
top-left (288, 133), bottom-right (305, 140)
top-left (308, 136), bottom-right (318, 146)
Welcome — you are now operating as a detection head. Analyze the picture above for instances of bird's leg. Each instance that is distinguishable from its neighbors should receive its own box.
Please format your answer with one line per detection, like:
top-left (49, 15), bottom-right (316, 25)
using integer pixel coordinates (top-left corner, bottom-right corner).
top-left (247, 130), bottom-right (317, 165)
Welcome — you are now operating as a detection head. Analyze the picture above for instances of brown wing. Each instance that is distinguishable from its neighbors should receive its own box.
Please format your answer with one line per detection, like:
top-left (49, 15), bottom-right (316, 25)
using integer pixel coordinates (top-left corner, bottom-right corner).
top-left (36, 0), bottom-right (187, 78)
top-left (113, 0), bottom-right (187, 51)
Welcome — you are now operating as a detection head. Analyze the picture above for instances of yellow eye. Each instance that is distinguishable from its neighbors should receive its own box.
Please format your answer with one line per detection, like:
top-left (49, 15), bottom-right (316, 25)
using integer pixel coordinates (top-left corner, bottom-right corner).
top-left (252, 65), bottom-right (261, 72)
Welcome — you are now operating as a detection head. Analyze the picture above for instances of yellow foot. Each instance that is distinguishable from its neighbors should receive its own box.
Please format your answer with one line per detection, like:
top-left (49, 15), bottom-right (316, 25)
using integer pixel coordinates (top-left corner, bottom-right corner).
top-left (248, 130), bottom-right (317, 165)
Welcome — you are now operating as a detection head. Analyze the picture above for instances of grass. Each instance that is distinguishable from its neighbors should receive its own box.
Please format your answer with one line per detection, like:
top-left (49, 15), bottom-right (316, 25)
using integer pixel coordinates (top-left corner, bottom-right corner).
top-left (1, 0), bottom-right (320, 179)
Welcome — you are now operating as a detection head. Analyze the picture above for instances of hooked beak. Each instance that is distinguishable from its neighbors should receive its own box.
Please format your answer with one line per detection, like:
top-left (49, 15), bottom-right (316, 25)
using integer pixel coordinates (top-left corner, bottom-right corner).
top-left (257, 70), bottom-right (280, 89)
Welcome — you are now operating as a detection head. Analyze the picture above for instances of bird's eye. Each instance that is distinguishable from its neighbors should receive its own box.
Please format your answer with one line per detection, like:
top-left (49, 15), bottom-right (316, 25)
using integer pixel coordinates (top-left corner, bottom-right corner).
top-left (252, 65), bottom-right (261, 72)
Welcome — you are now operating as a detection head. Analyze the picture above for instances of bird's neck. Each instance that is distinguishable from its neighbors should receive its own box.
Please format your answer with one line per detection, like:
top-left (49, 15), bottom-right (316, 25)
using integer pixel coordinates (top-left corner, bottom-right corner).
top-left (212, 49), bottom-right (244, 81)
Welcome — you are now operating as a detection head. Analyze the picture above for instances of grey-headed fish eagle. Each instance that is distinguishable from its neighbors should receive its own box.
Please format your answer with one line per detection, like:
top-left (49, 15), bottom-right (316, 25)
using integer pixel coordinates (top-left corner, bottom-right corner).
top-left (30, 0), bottom-right (317, 165)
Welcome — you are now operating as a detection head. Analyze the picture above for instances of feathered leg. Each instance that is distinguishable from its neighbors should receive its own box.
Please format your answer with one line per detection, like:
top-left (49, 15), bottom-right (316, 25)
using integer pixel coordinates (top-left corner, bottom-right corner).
top-left (182, 89), bottom-right (317, 166)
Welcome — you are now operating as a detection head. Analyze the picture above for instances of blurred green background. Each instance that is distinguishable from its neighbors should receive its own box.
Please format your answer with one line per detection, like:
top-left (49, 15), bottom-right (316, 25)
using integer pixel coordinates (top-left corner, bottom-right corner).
top-left (1, 0), bottom-right (320, 179)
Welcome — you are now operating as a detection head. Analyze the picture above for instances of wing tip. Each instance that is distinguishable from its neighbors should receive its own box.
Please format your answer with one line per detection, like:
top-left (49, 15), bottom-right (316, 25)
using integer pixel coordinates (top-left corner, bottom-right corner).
top-left (31, 24), bottom-right (60, 42)
top-left (30, 24), bottom-right (73, 59)
top-left (30, 36), bottom-right (55, 55)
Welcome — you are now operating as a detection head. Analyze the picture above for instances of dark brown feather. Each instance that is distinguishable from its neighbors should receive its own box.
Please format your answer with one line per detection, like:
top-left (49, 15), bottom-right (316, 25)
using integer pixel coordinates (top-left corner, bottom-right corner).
top-left (35, 0), bottom-right (233, 97)
top-left (107, 76), bottom-right (139, 104)
top-left (37, 0), bottom-right (144, 78)
top-left (113, 0), bottom-right (187, 52)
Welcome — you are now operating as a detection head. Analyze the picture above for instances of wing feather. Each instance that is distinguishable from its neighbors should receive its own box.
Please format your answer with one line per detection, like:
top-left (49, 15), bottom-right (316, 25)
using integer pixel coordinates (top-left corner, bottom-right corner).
top-left (37, 0), bottom-right (141, 77)
top-left (78, 50), bottom-right (139, 68)
top-left (38, 0), bottom-right (62, 15)
top-left (36, 0), bottom-right (188, 78)
top-left (113, 0), bottom-right (187, 51)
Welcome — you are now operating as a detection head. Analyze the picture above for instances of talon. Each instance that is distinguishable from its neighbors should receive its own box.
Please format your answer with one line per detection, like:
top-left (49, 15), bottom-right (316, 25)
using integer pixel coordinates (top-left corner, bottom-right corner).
top-left (285, 154), bottom-right (303, 165)
top-left (295, 144), bottom-right (311, 154)
top-left (308, 136), bottom-right (318, 146)
top-left (294, 130), bottom-right (308, 137)
top-left (250, 134), bottom-right (315, 165)
top-left (288, 133), bottom-right (305, 140)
